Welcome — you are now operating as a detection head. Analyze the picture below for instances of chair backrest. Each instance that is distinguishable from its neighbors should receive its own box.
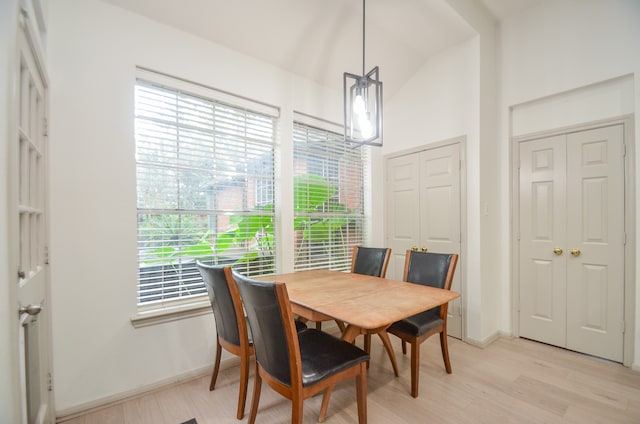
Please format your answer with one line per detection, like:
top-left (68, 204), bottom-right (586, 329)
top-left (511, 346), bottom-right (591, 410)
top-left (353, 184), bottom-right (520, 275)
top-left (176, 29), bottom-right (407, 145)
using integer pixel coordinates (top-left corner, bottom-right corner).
top-left (232, 270), bottom-right (301, 388)
top-left (351, 246), bottom-right (392, 278)
top-left (196, 262), bottom-right (248, 347)
top-left (403, 250), bottom-right (459, 316)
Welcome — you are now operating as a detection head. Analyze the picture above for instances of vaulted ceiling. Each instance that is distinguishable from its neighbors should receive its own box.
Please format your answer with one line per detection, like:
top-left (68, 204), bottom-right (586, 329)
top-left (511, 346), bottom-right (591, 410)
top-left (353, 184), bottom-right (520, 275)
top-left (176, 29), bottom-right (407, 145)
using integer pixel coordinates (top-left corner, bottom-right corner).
top-left (100, 0), bottom-right (543, 98)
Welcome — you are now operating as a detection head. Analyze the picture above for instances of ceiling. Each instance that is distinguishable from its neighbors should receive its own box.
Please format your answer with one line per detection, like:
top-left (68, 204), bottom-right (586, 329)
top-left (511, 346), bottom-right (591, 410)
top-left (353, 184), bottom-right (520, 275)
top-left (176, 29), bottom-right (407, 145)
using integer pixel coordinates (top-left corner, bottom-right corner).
top-left (100, 0), bottom-right (542, 97)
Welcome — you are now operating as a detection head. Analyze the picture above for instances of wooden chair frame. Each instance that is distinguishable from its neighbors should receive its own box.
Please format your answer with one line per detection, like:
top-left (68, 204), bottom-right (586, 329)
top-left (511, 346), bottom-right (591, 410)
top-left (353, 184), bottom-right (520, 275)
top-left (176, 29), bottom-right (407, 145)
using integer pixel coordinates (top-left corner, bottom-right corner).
top-left (387, 250), bottom-right (459, 398)
top-left (231, 278), bottom-right (368, 424)
top-left (198, 264), bottom-right (254, 420)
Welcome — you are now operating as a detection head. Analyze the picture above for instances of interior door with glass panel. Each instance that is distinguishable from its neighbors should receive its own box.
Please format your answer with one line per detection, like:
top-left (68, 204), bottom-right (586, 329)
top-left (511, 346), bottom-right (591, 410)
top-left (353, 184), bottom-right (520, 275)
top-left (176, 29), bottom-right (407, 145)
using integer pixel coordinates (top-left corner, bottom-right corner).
top-left (16, 4), bottom-right (53, 423)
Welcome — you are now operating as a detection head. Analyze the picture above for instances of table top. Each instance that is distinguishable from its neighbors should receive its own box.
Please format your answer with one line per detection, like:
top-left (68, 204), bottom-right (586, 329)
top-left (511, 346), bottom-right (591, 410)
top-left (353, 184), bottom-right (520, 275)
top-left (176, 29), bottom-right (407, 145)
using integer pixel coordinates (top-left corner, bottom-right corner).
top-left (258, 269), bottom-right (460, 331)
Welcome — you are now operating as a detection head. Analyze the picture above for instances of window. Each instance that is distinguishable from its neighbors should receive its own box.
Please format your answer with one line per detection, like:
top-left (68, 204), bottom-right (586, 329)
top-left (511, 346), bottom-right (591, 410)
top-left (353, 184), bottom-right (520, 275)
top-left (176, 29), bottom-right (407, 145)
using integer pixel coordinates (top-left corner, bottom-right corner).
top-left (292, 120), bottom-right (365, 271)
top-left (135, 71), bottom-right (277, 308)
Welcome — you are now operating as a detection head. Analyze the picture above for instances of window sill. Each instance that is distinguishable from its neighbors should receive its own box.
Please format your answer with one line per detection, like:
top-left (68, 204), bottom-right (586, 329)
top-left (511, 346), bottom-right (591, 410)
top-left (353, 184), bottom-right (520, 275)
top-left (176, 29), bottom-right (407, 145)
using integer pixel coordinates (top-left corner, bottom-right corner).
top-left (131, 299), bottom-right (211, 328)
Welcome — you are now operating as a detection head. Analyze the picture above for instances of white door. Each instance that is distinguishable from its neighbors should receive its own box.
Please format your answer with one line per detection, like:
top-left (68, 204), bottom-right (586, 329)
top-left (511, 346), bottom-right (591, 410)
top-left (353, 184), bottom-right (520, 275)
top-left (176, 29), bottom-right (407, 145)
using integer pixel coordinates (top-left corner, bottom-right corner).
top-left (418, 145), bottom-right (462, 337)
top-left (386, 153), bottom-right (420, 279)
top-left (15, 4), bottom-right (53, 423)
top-left (386, 143), bottom-right (463, 338)
top-left (519, 125), bottom-right (624, 362)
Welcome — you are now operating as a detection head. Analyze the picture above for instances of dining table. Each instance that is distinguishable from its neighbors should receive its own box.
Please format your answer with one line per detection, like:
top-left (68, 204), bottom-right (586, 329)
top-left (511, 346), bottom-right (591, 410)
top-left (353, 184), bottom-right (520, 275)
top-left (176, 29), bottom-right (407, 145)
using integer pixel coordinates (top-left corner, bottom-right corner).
top-left (256, 269), bottom-right (460, 377)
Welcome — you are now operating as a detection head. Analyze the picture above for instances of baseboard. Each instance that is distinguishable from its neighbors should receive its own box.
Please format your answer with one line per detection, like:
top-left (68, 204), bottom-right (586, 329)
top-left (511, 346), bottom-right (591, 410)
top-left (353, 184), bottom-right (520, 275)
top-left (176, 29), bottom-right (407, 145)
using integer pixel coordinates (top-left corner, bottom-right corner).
top-left (464, 330), bottom-right (507, 348)
top-left (55, 357), bottom-right (239, 422)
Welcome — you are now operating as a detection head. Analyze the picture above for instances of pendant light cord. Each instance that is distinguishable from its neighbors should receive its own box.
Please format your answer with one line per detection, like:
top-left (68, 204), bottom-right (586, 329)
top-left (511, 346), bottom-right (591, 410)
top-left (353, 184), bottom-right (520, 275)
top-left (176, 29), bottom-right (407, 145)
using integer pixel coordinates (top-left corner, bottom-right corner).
top-left (362, 0), bottom-right (366, 76)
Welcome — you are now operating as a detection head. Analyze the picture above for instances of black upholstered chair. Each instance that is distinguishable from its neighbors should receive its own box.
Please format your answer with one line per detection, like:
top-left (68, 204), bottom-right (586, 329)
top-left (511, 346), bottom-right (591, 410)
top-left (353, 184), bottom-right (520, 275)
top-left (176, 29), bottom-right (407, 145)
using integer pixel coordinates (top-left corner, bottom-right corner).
top-left (387, 250), bottom-right (459, 398)
top-left (351, 245), bottom-right (392, 348)
top-left (232, 270), bottom-right (369, 424)
top-left (351, 245), bottom-right (391, 278)
top-left (196, 263), bottom-right (253, 420)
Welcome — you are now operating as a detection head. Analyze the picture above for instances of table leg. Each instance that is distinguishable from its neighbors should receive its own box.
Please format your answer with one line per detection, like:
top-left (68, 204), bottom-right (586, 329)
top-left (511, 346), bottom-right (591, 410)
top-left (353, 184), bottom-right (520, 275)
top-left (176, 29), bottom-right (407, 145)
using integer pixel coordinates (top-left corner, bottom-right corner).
top-left (377, 330), bottom-right (400, 377)
top-left (341, 324), bottom-right (362, 343)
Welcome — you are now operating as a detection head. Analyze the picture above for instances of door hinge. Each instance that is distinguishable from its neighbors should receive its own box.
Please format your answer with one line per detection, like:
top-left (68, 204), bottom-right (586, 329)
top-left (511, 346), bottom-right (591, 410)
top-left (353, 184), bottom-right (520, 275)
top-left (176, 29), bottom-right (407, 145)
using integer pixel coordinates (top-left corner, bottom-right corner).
top-left (48, 372), bottom-right (53, 391)
top-left (43, 117), bottom-right (49, 137)
top-left (623, 143), bottom-right (627, 157)
top-left (44, 245), bottom-right (50, 265)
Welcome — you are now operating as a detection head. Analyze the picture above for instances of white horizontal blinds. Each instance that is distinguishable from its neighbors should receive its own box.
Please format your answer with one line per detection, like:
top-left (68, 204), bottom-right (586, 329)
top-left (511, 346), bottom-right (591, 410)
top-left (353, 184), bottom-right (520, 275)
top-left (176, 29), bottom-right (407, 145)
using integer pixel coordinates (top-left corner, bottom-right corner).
top-left (293, 121), bottom-right (365, 272)
top-left (135, 77), bottom-right (276, 308)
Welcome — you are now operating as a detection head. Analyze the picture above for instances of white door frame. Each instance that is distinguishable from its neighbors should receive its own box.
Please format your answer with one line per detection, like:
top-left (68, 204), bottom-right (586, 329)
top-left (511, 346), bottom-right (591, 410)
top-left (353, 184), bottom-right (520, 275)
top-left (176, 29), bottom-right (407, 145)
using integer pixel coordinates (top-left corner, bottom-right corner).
top-left (511, 116), bottom-right (636, 367)
top-left (383, 135), bottom-right (468, 341)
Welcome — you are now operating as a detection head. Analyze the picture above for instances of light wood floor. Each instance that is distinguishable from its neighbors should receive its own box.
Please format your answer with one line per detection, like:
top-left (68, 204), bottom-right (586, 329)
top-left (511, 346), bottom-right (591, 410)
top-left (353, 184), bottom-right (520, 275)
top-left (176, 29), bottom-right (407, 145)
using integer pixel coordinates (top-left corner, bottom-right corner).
top-left (58, 336), bottom-right (640, 423)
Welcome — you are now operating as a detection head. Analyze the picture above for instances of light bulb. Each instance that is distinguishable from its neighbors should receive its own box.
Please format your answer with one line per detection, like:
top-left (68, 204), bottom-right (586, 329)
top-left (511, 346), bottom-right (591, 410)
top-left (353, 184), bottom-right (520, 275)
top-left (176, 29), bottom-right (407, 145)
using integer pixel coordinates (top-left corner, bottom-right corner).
top-left (353, 94), bottom-right (366, 116)
top-left (358, 114), bottom-right (373, 139)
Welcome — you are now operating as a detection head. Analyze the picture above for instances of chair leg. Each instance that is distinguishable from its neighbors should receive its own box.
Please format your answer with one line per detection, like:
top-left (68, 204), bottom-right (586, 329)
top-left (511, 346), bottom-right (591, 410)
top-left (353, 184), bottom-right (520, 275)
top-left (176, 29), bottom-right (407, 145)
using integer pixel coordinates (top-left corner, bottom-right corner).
top-left (291, 394), bottom-right (304, 424)
top-left (248, 367), bottom-right (262, 424)
top-left (410, 341), bottom-right (420, 398)
top-left (401, 340), bottom-right (407, 355)
top-left (316, 321), bottom-right (322, 330)
top-left (364, 334), bottom-right (371, 354)
top-left (335, 320), bottom-right (346, 332)
top-left (440, 331), bottom-right (452, 374)
top-left (236, 351), bottom-right (250, 419)
top-left (355, 363), bottom-right (368, 424)
top-left (210, 337), bottom-right (222, 391)
top-left (377, 332), bottom-right (399, 377)
top-left (319, 386), bottom-right (334, 423)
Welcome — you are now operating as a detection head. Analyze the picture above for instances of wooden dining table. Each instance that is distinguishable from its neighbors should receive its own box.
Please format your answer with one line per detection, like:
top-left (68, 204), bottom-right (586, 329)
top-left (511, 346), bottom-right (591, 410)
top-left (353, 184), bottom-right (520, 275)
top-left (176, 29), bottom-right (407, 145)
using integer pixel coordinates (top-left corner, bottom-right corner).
top-left (257, 269), bottom-right (460, 377)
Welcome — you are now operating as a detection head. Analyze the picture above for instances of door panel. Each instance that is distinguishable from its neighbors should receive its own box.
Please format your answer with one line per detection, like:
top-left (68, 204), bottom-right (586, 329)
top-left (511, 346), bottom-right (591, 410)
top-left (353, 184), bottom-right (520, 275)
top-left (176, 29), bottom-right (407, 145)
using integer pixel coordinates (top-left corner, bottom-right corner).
top-left (566, 126), bottom-right (624, 361)
top-left (419, 145), bottom-right (462, 337)
top-left (519, 136), bottom-right (567, 347)
top-left (386, 154), bottom-right (420, 280)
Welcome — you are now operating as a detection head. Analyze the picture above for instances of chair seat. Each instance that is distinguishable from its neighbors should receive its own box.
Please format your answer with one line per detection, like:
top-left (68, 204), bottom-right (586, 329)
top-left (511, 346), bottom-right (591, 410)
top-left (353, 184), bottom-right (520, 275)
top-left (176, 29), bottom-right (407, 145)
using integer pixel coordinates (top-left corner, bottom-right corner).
top-left (388, 308), bottom-right (442, 337)
top-left (298, 329), bottom-right (369, 387)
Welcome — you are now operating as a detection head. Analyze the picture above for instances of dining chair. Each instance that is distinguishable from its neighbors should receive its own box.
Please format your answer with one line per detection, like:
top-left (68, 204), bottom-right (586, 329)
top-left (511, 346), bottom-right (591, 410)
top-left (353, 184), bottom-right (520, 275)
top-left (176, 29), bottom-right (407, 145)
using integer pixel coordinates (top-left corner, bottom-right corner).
top-left (232, 269), bottom-right (369, 424)
top-left (196, 262), bottom-right (253, 420)
top-left (350, 246), bottom-right (392, 354)
top-left (386, 250), bottom-right (459, 398)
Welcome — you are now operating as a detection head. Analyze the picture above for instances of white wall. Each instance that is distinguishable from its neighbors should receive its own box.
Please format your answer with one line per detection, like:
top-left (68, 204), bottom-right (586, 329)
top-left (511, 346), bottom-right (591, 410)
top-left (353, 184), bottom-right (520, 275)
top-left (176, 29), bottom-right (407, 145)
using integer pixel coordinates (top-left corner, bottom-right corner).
top-left (500, 0), bottom-right (640, 367)
top-left (48, 0), bottom-right (342, 414)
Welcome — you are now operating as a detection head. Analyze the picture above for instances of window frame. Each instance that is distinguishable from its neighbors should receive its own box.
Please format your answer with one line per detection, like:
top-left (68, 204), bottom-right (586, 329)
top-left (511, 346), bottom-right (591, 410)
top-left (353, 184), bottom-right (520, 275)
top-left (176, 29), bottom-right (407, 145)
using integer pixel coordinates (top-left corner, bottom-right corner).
top-left (292, 114), bottom-right (366, 272)
top-left (132, 69), bottom-right (279, 322)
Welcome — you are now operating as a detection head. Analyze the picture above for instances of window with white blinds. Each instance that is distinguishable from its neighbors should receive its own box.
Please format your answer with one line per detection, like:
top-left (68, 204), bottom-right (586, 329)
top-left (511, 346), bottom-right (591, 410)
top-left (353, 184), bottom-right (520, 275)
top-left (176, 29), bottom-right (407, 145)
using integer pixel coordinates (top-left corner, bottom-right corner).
top-left (135, 74), bottom-right (276, 308)
top-left (293, 121), bottom-right (365, 271)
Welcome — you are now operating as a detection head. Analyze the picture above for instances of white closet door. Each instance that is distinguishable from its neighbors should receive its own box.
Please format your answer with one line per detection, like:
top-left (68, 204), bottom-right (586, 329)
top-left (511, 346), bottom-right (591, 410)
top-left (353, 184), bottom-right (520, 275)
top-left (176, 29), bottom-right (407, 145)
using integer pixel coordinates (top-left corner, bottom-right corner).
top-left (386, 143), bottom-right (462, 339)
top-left (418, 144), bottom-right (462, 337)
top-left (386, 154), bottom-right (420, 280)
top-left (519, 125), bottom-right (625, 362)
top-left (519, 135), bottom-right (568, 347)
top-left (565, 126), bottom-right (624, 362)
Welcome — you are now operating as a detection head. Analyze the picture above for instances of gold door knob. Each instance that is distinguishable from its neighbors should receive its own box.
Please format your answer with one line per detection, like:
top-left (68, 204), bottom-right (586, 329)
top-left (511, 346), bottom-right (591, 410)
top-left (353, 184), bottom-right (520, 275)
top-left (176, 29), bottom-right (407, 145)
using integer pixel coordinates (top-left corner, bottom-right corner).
top-left (570, 248), bottom-right (581, 257)
top-left (411, 246), bottom-right (418, 251)
top-left (421, 246), bottom-right (428, 252)
top-left (553, 247), bottom-right (563, 255)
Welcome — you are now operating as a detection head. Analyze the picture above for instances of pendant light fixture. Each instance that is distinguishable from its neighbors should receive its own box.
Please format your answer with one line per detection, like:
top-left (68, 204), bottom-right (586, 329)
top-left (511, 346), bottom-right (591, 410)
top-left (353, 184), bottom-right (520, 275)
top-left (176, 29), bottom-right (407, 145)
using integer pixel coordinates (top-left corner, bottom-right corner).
top-left (344, 0), bottom-right (383, 147)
